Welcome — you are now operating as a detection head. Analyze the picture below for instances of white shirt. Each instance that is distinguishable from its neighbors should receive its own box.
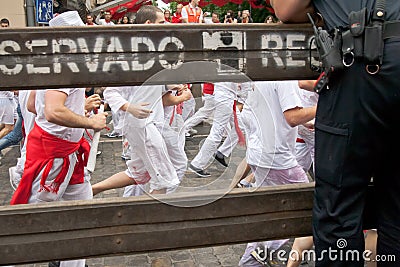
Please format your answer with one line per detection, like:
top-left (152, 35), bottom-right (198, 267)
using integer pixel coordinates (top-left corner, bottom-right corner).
top-left (237, 81), bottom-right (253, 104)
top-left (96, 19), bottom-right (115, 26)
top-left (35, 88), bottom-right (85, 143)
top-left (297, 88), bottom-right (318, 140)
top-left (0, 91), bottom-right (14, 99)
top-left (19, 90), bottom-right (36, 135)
top-left (242, 81), bottom-right (303, 169)
top-left (104, 85), bottom-right (166, 130)
top-left (214, 82), bottom-right (238, 103)
top-left (163, 91), bottom-right (175, 123)
top-left (298, 88), bottom-right (318, 108)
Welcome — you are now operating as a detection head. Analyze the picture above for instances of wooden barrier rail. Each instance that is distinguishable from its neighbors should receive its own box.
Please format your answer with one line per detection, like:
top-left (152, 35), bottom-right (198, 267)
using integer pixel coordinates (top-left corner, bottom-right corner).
top-left (0, 183), bottom-right (314, 265)
top-left (0, 24), bottom-right (317, 90)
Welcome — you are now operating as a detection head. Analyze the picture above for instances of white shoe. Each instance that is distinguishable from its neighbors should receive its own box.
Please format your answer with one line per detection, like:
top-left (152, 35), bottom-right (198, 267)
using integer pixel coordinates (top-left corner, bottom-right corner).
top-left (9, 166), bottom-right (19, 191)
top-left (188, 128), bottom-right (198, 135)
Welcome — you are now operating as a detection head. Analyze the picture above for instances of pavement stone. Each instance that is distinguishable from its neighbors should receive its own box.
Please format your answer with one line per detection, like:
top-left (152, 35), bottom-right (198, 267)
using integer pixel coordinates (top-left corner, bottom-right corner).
top-left (169, 251), bottom-right (193, 262)
top-left (151, 257), bottom-right (172, 267)
top-left (173, 261), bottom-right (196, 267)
top-left (0, 116), bottom-right (315, 267)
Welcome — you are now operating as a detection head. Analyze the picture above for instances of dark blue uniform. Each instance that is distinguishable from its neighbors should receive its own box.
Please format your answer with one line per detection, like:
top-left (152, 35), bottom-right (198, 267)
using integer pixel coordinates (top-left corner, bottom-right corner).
top-left (312, 1), bottom-right (400, 266)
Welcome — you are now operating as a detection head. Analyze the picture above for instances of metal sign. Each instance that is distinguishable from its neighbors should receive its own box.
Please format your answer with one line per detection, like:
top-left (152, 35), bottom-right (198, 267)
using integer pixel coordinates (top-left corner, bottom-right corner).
top-left (35, 0), bottom-right (53, 24)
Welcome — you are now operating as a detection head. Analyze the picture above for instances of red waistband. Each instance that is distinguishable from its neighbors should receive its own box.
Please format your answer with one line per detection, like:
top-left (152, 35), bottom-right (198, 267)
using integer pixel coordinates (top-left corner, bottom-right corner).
top-left (296, 138), bottom-right (305, 143)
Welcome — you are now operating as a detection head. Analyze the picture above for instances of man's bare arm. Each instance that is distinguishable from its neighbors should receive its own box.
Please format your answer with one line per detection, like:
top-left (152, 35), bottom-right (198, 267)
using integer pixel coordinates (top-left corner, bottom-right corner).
top-left (284, 106), bottom-right (317, 127)
top-left (27, 90), bottom-right (37, 115)
top-left (162, 89), bottom-right (192, 107)
top-left (44, 90), bottom-right (107, 131)
top-left (298, 80), bottom-right (317, 92)
top-left (270, 0), bottom-right (314, 23)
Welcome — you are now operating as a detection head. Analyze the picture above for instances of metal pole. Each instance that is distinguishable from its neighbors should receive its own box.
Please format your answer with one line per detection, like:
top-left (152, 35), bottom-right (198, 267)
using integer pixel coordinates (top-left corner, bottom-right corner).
top-left (26, 0), bottom-right (36, 26)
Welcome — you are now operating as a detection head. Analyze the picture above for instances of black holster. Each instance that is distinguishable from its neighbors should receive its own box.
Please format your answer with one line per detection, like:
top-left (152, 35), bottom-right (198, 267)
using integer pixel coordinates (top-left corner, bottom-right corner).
top-left (341, 4), bottom-right (386, 67)
top-left (342, 8), bottom-right (367, 60)
top-left (364, 22), bottom-right (385, 64)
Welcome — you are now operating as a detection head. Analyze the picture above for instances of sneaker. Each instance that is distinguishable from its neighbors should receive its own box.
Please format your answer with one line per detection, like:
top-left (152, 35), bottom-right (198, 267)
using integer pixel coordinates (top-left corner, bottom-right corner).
top-left (188, 163), bottom-right (211, 177)
top-left (214, 151), bottom-right (228, 167)
top-left (105, 132), bottom-right (122, 138)
top-left (250, 247), bottom-right (273, 267)
top-left (9, 166), bottom-right (19, 191)
top-left (96, 151), bottom-right (102, 156)
top-left (188, 128), bottom-right (198, 135)
top-left (185, 132), bottom-right (193, 141)
top-left (121, 154), bottom-right (131, 160)
top-left (237, 180), bottom-right (253, 188)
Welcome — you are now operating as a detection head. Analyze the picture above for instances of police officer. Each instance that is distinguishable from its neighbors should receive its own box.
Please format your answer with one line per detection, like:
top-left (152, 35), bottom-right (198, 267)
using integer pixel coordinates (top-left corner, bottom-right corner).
top-left (271, 1), bottom-right (400, 266)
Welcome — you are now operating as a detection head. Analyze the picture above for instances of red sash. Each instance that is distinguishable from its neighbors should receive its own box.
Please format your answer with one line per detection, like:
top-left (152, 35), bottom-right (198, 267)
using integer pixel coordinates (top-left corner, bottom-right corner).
top-left (233, 102), bottom-right (246, 146)
top-left (203, 83), bottom-right (214, 95)
top-left (10, 123), bottom-right (90, 205)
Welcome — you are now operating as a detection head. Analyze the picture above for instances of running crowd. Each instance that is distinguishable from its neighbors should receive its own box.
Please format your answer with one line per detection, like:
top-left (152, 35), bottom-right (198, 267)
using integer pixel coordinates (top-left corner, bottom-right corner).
top-left (0, 2), bottom-right (384, 267)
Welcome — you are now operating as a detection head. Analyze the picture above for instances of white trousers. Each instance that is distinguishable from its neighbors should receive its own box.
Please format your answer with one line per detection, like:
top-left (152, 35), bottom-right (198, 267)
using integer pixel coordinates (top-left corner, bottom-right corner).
top-left (296, 125), bottom-right (315, 172)
top-left (29, 153), bottom-right (93, 203)
top-left (191, 96), bottom-right (234, 169)
top-left (125, 123), bottom-right (180, 192)
top-left (28, 152), bottom-right (92, 267)
top-left (182, 96), bottom-right (196, 121)
top-left (158, 124), bottom-right (187, 182)
top-left (184, 94), bottom-right (215, 133)
top-left (217, 108), bottom-right (245, 157)
top-left (239, 165), bottom-right (309, 267)
top-left (110, 109), bottom-right (122, 134)
top-left (295, 141), bottom-right (312, 173)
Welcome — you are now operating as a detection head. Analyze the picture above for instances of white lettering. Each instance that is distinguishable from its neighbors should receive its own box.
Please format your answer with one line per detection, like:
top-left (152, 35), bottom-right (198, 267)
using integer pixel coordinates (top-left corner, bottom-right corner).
top-left (26, 40), bottom-right (50, 74)
top-left (103, 37), bottom-right (129, 72)
top-left (0, 40), bottom-right (23, 75)
top-left (52, 39), bottom-right (79, 73)
top-left (131, 37), bottom-right (155, 71)
top-left (261, 34), bottom-right (284, 67)
top-left (78, 38), bottom-right (100, 72)
top-left (286, 34), bottom-right (306, 67)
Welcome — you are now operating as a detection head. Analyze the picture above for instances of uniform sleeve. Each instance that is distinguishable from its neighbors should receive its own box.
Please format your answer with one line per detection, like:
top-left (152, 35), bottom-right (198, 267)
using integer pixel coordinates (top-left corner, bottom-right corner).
top-left (104, 87), bottom-right (129, 112)
top-left (276, 81), bottom-right (303, 112)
